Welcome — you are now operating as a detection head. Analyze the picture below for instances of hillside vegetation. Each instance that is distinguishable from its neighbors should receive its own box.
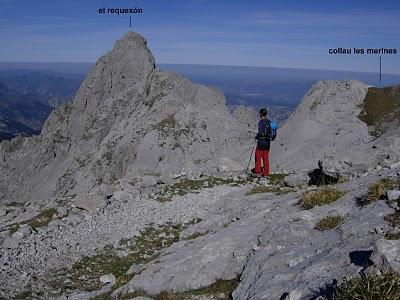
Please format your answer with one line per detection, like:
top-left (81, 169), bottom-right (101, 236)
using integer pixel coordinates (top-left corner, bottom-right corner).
top-left (358, 85), bottom-right (400, 136)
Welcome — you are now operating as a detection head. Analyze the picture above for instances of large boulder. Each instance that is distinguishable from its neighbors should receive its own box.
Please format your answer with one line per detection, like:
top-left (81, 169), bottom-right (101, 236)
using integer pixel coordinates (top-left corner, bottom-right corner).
top-left (284, 172), bottom-right (309, 188)
top-left (73, 194), bottom-right (107, 212)
top-left (11, 225), bottom-right (31, 240)
top-left (371, 238), bottom-right (400, 272)
top-left (387, 190), bottom-right (400, 201)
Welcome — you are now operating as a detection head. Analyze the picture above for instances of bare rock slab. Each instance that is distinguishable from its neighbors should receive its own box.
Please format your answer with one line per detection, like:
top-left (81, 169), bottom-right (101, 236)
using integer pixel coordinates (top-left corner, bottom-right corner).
top-left (99, 274), bottom-right (116, 285)
top-left (371, 238), bottom-right (400, 272)
top-left (387, 189), bottom-right (400, 201)
top-left (73, 194), bottom-right (106, 212)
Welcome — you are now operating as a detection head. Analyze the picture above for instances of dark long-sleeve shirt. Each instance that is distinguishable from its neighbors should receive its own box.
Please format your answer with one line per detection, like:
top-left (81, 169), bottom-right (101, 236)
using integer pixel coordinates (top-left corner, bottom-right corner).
top-left (255, 119), bottom-right (271, 150)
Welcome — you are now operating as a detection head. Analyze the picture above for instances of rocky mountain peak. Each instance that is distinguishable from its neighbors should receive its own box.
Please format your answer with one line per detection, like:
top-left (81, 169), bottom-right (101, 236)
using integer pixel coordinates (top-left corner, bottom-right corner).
top-left (271, 80), bottom-right (400, 176)
top-left (71, 31), bottom-right (155, 116)
top-left (0, 31), bottom-right (252, 202)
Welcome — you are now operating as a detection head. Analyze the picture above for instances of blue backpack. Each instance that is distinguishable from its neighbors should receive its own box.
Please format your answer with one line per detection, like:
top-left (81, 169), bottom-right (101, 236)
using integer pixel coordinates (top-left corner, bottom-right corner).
top-left (269, 119), bottom-right (278, 141)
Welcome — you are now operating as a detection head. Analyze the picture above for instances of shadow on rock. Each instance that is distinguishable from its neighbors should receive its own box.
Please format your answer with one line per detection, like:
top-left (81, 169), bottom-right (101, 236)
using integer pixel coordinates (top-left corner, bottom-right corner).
top-left (308, 161), bottom-right (340, 186)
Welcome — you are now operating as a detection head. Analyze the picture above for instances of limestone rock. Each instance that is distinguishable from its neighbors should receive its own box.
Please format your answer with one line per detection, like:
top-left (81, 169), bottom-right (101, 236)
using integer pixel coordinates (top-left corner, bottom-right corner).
top-left (56, 206), bottom-right (68, 218)
top-left (217, 157), bottom-right (243, 173)
top-left (284, 173), bottom-right (309, 188)
top-left (0, 31), bottom-right (252, 205)
top-left (271, 80), bottom-right (400, 175)
top-left (73, 194), bottom-right (106, 212)
top-left (233, 105), bottom-right (257, 129)
top-left (115, 214), bottom-right (264, 295)
top-left (387, 190), bottom-right (400, 201)
top-left (285, 290), bottom-right (303, 300)
top-left (99, 274), bottom-right (116, 285)
top-left (2, 236), bottom-right (19, 249)
top-left (371, 238), bottom-right (400, 272)
top-left (11, 225), bottom-right (31, 240)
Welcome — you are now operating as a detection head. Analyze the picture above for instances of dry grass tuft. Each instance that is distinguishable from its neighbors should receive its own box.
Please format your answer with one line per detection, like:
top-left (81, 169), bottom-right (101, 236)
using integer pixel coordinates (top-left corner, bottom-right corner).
top-left (332, 272), bottom-right (400, 300)
top-left (299, 188), bottom-right (345, 210)
top-left (314, 215), bottom-right (343, 231)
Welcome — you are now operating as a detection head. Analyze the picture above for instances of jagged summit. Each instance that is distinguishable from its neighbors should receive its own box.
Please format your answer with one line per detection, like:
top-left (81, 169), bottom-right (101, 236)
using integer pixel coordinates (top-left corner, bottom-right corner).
top-left (71, 31), bottom-right (155, 115)
top-left (0, 32), bottom-right (252, 203)
top-left (120, 30), bottom-right (149, 43)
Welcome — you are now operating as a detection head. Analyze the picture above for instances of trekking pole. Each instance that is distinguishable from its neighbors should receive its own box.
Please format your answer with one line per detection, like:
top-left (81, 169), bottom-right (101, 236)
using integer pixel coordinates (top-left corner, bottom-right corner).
top-left (246, 142), bottom-right (256, 174)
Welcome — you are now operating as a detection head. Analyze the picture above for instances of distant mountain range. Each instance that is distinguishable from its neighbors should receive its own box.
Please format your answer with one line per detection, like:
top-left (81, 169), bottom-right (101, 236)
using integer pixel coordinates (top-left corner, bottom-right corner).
top-left (0, 70), bottom-right (82, 108)
top-left (0, 71), bottom-right (82, 141)
top-left (0, 62), bottom-right (399, 142)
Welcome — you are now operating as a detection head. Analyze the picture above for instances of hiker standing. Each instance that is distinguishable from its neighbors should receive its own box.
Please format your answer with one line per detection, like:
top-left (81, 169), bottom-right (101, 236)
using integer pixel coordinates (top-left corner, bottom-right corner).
top-left (253, 108), bottom-right (277, 177)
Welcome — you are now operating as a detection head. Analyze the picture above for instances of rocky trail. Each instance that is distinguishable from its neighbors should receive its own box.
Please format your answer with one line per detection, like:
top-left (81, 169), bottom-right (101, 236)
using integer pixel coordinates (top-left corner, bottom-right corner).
top-left (1, 166), bottom-right (400, 299)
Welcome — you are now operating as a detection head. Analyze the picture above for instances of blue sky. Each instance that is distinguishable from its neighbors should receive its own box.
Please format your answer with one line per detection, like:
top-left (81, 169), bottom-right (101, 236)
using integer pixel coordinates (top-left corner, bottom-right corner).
top-left (1, 0), bottom-right (400, 73)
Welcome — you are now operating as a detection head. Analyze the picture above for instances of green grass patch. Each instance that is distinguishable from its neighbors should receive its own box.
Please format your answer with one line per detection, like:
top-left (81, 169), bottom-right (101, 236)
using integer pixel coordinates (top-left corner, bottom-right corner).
top-left (337, 177), bottom-right (348, 184)
top-left (246, 185), bottom-right (294, 196)
top-left (384, 212), bottom-right (400, 227)
top-left (15, 290), bottom-right (33, 299)
top-left (268, 173), bottom-right (289, 185)
top-left (86, 290), bottom-right (149, 300)
top-left (153, 115), bottom-right (178, 135)
top-left (385, 232), bottom-right (400, 240)
top-left (246, 185), bottom-right (278, 195)
top-left (363, 178), bottom-right (400, 205)
top-left (184, 231), bottom-right (209, 241)
top-left (6, 208), bottom-right (59, 234)
top-left (159, 115), bottom-right (177, 128)
top-left (59, 220), bottom-right (202, 292)
top-left (331, 272), bottom-right (400, 300)
top-left (120, 290), bottom-right (148, 299)
top-left (69, 253), bottom-right (135, 291)
top-left (188, 276), bottom-right (240, 298)
top-left (6, 207), bottom-right (59, 234)
top-left (9, 224), bottom-right (20, 234)
top-left (28, 208), bottom-right (57, 229)
top-left (314, 215), bottom-right (343, 231)
top-left (299, 188), bottom-right (345, 210)
top-left (153, 176), bottom-right (253, 202)
top-left (358, 85), bottom-right (400, 137)
top-left (151, 276), bottom-right (240, 300)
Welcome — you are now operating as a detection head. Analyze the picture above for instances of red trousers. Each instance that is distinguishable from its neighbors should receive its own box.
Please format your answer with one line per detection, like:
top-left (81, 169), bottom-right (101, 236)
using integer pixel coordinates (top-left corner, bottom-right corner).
top-left (255, 147), bottom-right (270, 176)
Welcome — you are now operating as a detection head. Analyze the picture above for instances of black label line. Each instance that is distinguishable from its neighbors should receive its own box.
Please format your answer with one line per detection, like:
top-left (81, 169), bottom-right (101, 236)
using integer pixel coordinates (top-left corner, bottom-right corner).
top-left (380, 56), bottom-right (382, 83)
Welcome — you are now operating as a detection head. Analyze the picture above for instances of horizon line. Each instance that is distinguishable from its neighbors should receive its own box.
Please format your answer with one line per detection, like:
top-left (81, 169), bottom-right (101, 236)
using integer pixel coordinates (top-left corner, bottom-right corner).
top-left (0, 61), bottom-right (400, 76)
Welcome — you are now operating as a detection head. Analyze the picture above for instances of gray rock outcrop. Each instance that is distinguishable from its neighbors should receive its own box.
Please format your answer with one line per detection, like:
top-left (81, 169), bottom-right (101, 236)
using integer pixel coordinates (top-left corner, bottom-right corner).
top-left (270, 80), bottom-right (400, 175)
top-left (371, 238), bottom-right (400, 273)
top-left (284, 172), bottom-right (309, 188)
top-left (73, 194), bottom-right (107, 212)
top-left (0, 32), bottom-right (252, 205)
top-left (387, 189), bottom-right (400, 201)
top-left (233, 105), bottom-right (257, 129)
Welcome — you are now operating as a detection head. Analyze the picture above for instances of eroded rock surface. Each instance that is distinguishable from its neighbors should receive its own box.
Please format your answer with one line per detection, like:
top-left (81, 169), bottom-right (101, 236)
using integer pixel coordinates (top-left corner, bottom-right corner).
top-left (271, 80), bottom-right (400, 176)
top-left (0, 31), bottom-right (252, 205)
